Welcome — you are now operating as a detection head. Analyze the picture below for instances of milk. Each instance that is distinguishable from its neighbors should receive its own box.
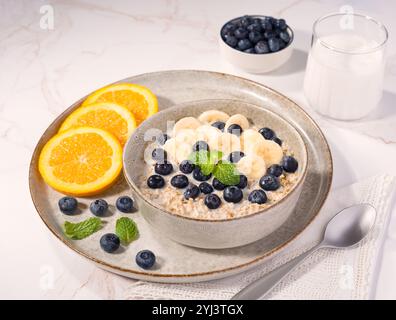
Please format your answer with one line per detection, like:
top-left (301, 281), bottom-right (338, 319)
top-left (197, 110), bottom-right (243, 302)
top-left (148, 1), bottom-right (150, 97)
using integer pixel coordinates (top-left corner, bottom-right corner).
top-left (304, 33), bottom-right (385, 120)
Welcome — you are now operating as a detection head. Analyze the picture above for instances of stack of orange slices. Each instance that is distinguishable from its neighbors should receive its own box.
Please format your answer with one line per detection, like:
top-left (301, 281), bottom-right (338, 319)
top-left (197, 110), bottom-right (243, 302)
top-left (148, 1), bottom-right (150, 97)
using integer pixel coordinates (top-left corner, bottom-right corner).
top-left (39, 83), bottom-right (158, 196)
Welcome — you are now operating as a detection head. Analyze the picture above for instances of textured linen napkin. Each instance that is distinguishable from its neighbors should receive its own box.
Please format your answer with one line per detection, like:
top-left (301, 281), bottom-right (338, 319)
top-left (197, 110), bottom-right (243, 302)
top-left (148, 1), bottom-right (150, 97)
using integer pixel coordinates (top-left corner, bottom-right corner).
top-left (124, 174), bottom-right (395, 300)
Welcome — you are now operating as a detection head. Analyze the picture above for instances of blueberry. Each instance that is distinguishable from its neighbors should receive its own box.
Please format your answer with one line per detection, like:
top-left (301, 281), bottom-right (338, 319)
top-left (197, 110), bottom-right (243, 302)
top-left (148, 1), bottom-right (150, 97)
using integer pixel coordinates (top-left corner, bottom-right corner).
top-left (274, 18), bottom-right (287, 30)
top-left (272, 137), bottom-right (282, 146)
top-left (279, 39), bottom-right (286, 50)
top-left (184, 184), bottom-right (200, 200)
top-left (267, 164), bottom-right (283, 177)
top-left (240, 15), bottom-right (252, 28)
top-left (261, 20), bottom-right (272, 31)
top-left (253, 18), bottom-right (262, 25)
top-left (247, 23), bottom-right (262, 33)
top-left (211, 121), bottom-right (225, 131)
top-left (259, 127), bottom-right (275, 140)
top-left (244, 47), bottom-right (255, 54)
top-left (255, 41), bottom-right (270, 54)
top-left (223, 186), bottom-right (243, 203)
top-left (248, 31), bottom-right (263, 44)
top-left (234, 27), bottom-right (248, 39)
top-left (58, 197), bottom-right (78, 215)
top-left (263, 30), bottom-right (276, 40)
top-left (100, 233), bottom-right (120, 253)
top-left (152, 148), bottom-right (167, 163)
top-left (237, 175), bottom-right (248, 189)
top-left (193, 167), bottom-right (212, 181)
top-left (171, 174), bottom-right (189, 188)
top-left (259, 174), bottom-right (280, 191)
top-left (90, 199), bottom-right (108, 217)
top-left (222, 22), bottom-right (237, 37)
top-left (237, 39), bottom-right (252, 51)
top-left (281, 156), bottom-right (298, 173)
top-left (204, 194), bottom-right (222, 209)
top-left (116, 196), bottom-right (134, 213)
top-left (154, 162), bottom-right (173, 175)
top-left (136, 250), bottom-right (156, 269)
top-left (212, 178), bottom-right (226, 191)
top-left (157, 133), bottom-right (169, 145)
top-left (268, 37), bottom-right (281, 52)
top-left (147, 175), bottom-right (165, 189)
top-left (248, 189), bottom-right (267, 204)
top-left (225, 35), bottom-right (238, 48)
top-left (279, 31), bottom-right (290, 43)
top-left (228, 151), bottom-right (245, 163)
top-left (227, 124), bottom-right (243, 136)
top-left (179, 160), bottom-right (195, 174)
top-left (193, 140), bottom-right (209, 152)
top-left (199, 182), bottom-right (214, 194)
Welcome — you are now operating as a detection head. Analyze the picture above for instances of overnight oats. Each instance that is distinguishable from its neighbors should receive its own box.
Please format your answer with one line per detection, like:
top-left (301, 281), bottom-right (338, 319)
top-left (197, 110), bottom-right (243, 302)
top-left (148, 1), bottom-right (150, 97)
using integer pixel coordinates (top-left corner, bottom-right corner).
top-left (139, 110), bottom-right (299, 220)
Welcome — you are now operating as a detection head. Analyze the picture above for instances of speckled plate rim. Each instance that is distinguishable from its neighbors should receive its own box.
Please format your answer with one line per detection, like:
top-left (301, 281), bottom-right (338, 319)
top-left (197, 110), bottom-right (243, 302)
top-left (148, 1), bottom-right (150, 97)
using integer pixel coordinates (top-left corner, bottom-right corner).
top-left (29, 70), bottom-right (333, 282)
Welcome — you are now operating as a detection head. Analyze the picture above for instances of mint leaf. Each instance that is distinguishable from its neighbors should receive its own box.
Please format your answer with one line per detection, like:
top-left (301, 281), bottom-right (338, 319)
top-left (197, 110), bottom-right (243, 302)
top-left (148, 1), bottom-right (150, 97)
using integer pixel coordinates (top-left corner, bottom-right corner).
top-left (115, 217), bottom-right (139, 245)
top-left (64, 217), bottom-right (102, 240)
top-left (189, 150), bottom-right (223, 175)
top-left (213, 161), bottom-right (241, 186)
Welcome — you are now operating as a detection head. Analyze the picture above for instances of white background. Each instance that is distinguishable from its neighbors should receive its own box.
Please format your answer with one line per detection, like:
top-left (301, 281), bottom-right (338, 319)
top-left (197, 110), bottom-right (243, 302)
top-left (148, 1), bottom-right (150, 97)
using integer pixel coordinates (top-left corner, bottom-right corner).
top-left (0, 0), bottom-right (395, 299)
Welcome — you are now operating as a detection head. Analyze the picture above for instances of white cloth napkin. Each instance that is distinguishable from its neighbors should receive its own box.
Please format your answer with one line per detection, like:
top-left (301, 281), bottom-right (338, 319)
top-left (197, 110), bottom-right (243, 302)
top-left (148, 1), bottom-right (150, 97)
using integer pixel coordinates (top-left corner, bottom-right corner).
top-left (124, 174), bottom-right (395, 300)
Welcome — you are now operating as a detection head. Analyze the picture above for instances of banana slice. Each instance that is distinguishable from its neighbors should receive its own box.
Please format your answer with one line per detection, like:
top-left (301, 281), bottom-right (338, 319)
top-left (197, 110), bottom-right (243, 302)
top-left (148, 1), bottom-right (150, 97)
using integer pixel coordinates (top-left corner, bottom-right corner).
top-left (245, 139), bottom-right (283, 167)
top-left (225, 114), bottom-right (250, 131)
top-left (163, 138), bottom-right (177, 162)
top-left (198, 110), bottom-right (230, 124)
top-left (173, 117), bottom-right (201, 136)
top-left (236, 154), bottom-right (266, 180)
top-left (196, 125), bottom-right (223, 151)
top-left (175, 128), bottom-right (197, 147)
top-left (175, 143), bottom-right (193, 164)
top-left (240, 129), bottom-right (264, 151)
top-left (218, 133), bottom-right (241, 155)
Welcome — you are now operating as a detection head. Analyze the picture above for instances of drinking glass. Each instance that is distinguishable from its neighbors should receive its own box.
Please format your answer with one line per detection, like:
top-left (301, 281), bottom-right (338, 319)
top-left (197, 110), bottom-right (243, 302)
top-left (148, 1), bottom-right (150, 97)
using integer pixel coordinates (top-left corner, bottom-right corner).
top-left (304, 13), bottom-right (388, 120)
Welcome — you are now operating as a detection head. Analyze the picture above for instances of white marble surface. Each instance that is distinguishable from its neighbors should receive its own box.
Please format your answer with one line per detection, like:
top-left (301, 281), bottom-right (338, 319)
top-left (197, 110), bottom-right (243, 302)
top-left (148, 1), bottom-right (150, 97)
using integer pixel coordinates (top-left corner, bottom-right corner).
top-left (1, 0), bottom-right (395, 299)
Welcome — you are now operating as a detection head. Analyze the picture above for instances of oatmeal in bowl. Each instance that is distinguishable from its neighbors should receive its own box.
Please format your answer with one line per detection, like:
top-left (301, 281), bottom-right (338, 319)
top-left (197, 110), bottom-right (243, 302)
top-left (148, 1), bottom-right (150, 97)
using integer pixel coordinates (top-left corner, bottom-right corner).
top-left (124, 99), bottom-right (307, 249)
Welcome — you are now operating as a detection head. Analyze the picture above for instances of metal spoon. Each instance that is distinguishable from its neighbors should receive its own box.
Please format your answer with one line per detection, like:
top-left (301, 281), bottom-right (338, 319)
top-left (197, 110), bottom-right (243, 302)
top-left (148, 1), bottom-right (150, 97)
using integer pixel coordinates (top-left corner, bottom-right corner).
top-left (232, 203), bottom-right (376, 300)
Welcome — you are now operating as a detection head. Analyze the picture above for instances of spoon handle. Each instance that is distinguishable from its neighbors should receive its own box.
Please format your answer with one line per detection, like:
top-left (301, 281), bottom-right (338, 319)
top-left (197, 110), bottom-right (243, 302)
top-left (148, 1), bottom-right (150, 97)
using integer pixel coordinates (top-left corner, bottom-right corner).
top-left (231, 245), bottom-right (320, 300)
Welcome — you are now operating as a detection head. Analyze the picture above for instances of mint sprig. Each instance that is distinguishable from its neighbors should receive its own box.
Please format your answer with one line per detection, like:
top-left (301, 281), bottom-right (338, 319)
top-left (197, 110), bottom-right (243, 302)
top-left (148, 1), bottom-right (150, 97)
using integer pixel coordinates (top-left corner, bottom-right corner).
top-left (115, 217), bottom-right (139, 245)
top-left (189, 150), bottom-right (223, 175)
top-left (64, 217), bottom-right (102, 240)
top-left (213, 161), bottom-right (240, 186)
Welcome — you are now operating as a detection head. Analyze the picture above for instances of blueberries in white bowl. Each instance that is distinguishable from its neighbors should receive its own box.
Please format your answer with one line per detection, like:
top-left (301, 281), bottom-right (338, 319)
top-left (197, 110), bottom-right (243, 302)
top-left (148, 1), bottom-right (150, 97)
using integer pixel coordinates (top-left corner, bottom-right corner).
top-left (221, 15), bottom-right (292, 54)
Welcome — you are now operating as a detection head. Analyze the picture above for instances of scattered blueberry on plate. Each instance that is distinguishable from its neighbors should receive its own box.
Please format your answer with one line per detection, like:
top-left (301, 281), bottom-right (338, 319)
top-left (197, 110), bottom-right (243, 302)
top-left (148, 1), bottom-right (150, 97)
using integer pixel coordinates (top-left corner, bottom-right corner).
top-left (154, 162), bottom-right (174, 175)
top-left (259, 174), bottom-right (280, 191)
top-left (171, 174), bottom-right (189, 188)
top-left (184, 184), bottom-right (201, 200)
top-left (147, 174), bottom-right (165, 189)
top-left (100, 233), bottom-right (120, 253)
top-left (136, 250), bottom-right (156, 269)
top-left (58, 196), bottom-right (78, 215)
top-left (248, 189), bottom-right (267, 204)
top-left (221, 15), bottom-right (291, 54)
top-left (179, 160), bottom-right (195, 174)
top-left (116, 196), bottom-right (134, 213)
top-left (281, 155), bottom-right (299, 173)
top-left (90, 199), bottom-right (108, 217)
top-left (199, 182), bottom-right (214, 194)
top-left (204, 194), bottom-right (222, 209)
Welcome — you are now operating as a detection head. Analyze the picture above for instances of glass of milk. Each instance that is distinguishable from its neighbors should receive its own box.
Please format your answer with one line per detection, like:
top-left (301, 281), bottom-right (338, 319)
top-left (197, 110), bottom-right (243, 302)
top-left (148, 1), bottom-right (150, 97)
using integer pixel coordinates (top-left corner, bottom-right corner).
top-left (304, 13), bottom-right (388, 120)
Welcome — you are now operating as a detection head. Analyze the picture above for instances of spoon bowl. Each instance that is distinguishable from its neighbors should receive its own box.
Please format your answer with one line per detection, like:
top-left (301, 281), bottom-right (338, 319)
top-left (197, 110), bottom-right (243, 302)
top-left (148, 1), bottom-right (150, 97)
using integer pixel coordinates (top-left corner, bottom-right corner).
top-left (322, 204), bottom-right (376, 248)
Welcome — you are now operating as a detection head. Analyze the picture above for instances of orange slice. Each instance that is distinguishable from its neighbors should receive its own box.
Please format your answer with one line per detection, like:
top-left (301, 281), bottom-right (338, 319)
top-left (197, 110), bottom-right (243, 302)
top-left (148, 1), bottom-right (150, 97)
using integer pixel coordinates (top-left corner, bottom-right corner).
top-left (81, 83), bottom-right (158, 125)
top-left (59, 102), bottom-right (136, 146)
top-left (39, 127), bottom-right (123, 196)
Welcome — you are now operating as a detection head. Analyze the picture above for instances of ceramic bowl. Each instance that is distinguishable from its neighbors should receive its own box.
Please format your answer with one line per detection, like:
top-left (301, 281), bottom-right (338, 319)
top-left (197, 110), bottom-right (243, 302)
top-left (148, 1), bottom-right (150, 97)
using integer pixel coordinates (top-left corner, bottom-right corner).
top-left (123, 99), bottom-right (308, 249)
top-left (219, 15), bottom-right (294, 73)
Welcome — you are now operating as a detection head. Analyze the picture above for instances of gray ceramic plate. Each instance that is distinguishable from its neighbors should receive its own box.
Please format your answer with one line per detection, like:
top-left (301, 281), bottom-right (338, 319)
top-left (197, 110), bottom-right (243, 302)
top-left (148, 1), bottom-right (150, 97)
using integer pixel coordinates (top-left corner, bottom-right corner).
top-left (29, 70), bottom-right (332, 283)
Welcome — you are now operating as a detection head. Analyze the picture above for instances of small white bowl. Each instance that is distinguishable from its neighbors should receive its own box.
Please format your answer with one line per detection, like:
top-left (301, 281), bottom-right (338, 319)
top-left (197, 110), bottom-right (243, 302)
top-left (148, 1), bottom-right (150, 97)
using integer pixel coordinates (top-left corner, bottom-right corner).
top-left (219, 16), bottom-right (294, 73)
